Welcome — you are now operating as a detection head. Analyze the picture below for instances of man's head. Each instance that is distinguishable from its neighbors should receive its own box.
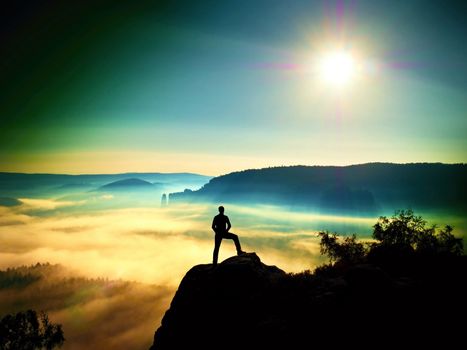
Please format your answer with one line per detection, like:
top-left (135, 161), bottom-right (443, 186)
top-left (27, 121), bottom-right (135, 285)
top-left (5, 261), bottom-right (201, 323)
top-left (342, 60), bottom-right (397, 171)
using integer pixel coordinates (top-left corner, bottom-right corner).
top-left (218, 206), bottom-right (224, 214)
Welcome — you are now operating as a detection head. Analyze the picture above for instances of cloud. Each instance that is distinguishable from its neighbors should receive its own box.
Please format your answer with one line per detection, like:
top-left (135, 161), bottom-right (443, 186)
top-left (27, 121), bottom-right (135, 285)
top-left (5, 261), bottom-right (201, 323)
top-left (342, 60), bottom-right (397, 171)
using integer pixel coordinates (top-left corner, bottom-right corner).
top-left (0, 264), bottom-right (173, 350)
top-left (0, 206), bottom-right (32, 226)
top-left (0, 200), bottom-right (398, 349)
top-left (18, 198), bottom-right (87, 211)
top-left (100, 194), bottom-right (114, 200)
top-left (0, 203), bottom-right (334, 287)
top-left (0, 213), bottom-right (202, 285)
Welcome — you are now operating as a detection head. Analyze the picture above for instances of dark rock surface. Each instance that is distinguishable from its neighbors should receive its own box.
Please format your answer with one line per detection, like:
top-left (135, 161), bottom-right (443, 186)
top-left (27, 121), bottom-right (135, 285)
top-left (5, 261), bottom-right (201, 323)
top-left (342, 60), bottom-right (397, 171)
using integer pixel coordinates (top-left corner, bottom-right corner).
top-left (150, 253), bottom-right (286, 350)
top-left (150, 253), bottom-right (466, 350)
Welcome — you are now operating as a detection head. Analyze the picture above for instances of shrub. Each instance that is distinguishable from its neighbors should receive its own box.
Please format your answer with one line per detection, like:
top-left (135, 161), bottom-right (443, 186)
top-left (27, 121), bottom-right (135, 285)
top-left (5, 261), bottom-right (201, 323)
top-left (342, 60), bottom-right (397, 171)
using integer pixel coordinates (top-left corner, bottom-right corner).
top-left (373, 209), bottom-right (463, 256)
top-left (318, 210), bottom-right (464, 267)
top-left (318, 231), bottom-right (366, 264)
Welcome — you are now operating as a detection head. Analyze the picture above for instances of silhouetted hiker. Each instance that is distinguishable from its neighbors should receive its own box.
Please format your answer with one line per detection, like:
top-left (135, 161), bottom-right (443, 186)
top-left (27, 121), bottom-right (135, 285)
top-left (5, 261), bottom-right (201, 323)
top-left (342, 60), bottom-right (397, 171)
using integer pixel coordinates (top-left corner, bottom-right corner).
top-left (212, 206), bottom-right (245, 265)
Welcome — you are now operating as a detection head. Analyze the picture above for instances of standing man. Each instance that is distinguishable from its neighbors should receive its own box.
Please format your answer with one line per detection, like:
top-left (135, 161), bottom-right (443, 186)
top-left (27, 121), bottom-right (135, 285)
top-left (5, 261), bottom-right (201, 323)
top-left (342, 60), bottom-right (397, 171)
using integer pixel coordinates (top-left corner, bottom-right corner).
top-left (212, 206), bottom-right (245, 265)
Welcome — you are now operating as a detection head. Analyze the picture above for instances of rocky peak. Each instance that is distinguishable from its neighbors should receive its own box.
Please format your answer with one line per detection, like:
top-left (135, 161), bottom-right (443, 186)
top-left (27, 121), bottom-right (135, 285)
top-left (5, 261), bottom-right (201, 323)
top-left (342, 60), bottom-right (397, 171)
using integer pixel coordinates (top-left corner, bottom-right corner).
top-left (150, 252), bottom-right (466, 350)
top-left (150, 253), bottom-right (285, 350)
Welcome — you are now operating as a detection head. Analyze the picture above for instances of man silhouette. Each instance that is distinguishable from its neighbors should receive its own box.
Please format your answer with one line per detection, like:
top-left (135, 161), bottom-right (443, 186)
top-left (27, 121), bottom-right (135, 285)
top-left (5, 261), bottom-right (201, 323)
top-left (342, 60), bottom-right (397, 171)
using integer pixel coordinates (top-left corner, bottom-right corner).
top-left (212, 206), bottom-right (245, 265)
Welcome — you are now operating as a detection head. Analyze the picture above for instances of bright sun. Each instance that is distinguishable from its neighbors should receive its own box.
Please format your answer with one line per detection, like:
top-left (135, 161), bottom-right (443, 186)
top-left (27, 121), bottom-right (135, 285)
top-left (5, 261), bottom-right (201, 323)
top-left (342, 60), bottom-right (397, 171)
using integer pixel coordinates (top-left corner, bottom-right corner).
top-left (318, 50), bottom-right (356, 87)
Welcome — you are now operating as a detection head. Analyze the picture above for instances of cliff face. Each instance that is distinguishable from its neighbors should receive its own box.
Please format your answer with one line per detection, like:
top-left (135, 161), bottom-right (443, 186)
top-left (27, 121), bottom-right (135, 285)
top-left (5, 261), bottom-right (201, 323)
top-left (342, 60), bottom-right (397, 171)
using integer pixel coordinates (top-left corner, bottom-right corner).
top-left (150, 253), bottom-right (466, 350)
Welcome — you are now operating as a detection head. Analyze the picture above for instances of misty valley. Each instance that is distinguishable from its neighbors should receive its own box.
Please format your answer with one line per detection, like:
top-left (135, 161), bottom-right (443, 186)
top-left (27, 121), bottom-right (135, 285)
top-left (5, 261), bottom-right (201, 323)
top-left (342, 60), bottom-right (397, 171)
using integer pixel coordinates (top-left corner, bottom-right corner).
top-left (1, 163), bottom-right (466, 349)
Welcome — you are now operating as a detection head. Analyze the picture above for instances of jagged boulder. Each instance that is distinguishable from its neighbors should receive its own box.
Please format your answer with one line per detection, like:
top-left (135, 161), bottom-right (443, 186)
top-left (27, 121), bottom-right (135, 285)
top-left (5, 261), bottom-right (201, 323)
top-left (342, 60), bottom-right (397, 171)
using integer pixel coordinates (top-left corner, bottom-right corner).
top-left (150, 253), bottom-right (286, 350)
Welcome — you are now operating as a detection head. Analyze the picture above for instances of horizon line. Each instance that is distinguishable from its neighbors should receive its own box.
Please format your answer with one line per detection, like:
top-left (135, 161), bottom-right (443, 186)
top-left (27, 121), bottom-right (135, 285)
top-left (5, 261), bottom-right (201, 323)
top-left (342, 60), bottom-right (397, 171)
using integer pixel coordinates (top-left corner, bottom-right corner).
top-left (1, 161), bottom-right (465, 177)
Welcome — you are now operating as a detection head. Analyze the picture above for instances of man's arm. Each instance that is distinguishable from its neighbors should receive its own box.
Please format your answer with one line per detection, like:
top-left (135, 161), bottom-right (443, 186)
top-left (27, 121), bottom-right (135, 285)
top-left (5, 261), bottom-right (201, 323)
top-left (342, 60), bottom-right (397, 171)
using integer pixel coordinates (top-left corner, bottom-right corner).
top-left (212, 217), bottom-right (216, 232)
top-left (226, 216), bottom-right (231, 232)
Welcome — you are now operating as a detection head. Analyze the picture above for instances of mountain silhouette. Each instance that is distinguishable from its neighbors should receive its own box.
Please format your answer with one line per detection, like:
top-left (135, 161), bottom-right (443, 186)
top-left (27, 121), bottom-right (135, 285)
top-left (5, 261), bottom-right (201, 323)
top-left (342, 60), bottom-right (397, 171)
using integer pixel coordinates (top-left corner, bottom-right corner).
top-left (150, 252), bottom-right (466, 349)
top-left (56, 183), bottom-right (93, 190)
top-left (97, 178), bottom-right (156, 191)
top-left (0, 172), bottom-right (212, 198)
top-left (169, 163), bottom-right (467, 214)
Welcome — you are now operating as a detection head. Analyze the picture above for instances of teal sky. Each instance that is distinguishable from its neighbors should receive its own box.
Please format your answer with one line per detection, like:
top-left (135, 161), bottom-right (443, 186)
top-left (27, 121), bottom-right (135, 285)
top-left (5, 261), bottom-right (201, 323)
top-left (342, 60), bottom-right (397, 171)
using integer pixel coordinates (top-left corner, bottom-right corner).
top-left (1, 0), bottom-right (466, 174)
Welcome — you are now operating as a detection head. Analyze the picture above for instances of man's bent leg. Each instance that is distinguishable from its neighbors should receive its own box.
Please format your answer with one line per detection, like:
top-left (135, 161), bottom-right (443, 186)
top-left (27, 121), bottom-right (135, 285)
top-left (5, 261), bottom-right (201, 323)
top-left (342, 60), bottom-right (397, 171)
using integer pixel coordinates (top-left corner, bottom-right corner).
top-left (213, 234), bottom-right (222, 265)
top-left (224, 232), bottom-right (243, 254)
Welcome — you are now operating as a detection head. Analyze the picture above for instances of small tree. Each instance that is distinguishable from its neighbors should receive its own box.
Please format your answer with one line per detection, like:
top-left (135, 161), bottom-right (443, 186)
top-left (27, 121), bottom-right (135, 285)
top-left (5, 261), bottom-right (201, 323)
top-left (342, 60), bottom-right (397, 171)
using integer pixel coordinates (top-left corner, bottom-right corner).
top-left (373, 209), bottom-right (425, 247)
top-left (0, 310), bottom-right (64, 350)
top-left (417, 224), bottom-right (463, 256)
top-left (318, 231), bottom-right (366, 264)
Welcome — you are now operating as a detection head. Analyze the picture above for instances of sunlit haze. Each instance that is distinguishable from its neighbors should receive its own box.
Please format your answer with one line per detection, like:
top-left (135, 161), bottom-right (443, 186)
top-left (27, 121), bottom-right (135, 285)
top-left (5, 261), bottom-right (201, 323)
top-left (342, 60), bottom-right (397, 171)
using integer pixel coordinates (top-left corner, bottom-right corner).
top-left (1, 0), bottom-right (466, 174)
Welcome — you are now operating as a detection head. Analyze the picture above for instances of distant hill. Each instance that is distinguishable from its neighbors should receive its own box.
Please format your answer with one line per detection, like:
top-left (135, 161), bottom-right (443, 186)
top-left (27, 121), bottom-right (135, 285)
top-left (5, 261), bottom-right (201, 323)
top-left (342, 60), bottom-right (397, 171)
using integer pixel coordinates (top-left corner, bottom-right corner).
top-left (0, 172), bottom-right (211, 187)
top-left (97, 178), bottom-right (155, 191)
top-left (0, 172), bottom-right (212, 197)
top-left (56, 183), bottom-right (93, 190)
top-left (169, 163), bottom-right (467, 214)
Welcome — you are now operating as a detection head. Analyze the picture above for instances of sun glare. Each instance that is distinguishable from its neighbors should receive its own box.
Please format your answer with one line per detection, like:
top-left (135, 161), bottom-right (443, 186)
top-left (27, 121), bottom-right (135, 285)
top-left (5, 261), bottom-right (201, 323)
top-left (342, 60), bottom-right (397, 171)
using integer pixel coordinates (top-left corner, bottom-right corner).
top-left (318, 50), bottom-right (356, 88)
